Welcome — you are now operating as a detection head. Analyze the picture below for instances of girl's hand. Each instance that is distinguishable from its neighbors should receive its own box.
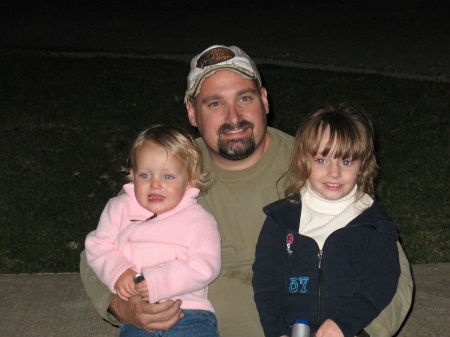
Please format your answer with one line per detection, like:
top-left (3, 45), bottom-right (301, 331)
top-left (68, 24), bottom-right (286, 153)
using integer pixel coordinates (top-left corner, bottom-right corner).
top-left (115, 268), bottom-right (140, 301)
top-left (315, 319), bottom-right (344, 337)
top-left (135, 279), bottom-right (150, 302)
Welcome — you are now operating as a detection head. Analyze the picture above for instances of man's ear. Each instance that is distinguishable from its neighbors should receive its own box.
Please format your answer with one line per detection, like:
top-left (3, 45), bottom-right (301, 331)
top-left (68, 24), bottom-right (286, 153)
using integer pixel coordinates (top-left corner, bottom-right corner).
top-left (260, 87), bottom-right (269, 114)
top-left (186, 100), bottom-right (197, 127)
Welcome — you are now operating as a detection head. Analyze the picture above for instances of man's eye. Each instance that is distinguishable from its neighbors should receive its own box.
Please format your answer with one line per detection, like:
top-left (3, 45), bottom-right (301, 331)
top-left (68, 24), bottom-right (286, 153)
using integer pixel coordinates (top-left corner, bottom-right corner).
top-left (241, 96), bottom-right (251, 102)
top-left (208, 101), bottom-right (220, 107)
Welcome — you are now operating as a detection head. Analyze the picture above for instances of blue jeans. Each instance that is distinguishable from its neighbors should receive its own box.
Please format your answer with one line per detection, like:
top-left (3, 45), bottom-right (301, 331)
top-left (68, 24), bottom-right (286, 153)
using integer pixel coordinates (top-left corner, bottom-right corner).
top-left (119, 309), bottom-right (219, 337)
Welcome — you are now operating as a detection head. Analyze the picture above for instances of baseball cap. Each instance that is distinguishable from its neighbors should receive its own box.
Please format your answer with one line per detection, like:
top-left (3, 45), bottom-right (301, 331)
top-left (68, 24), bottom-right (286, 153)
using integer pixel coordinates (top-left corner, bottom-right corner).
top-left (184, 45), bottom-right (262, 102)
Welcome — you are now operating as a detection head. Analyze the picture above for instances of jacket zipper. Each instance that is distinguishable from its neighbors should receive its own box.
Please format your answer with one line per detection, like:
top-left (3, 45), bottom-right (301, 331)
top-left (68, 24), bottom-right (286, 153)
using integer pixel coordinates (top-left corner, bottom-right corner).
top-left (130, 213), bottom-right (158, 222)
top-left (317, 249), bottom-right (323, 327)
top-left (314, 223), bottom-right (376, 329)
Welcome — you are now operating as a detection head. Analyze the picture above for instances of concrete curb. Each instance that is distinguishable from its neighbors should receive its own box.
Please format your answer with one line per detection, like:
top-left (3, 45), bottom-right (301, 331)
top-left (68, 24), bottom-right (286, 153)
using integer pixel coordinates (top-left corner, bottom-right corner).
top-left (0, 263), bottom-right (448, 336)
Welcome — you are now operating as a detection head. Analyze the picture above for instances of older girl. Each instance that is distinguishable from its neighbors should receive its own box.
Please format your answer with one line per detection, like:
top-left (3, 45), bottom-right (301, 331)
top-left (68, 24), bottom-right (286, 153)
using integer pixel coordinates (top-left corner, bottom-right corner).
top-left (253, 105), bottom-right (401, 337)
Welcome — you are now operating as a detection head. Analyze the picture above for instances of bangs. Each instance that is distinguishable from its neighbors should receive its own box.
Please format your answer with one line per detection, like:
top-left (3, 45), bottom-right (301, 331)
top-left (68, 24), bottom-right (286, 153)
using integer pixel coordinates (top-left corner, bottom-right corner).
top-left (309, 119), bottom-right (369, 160)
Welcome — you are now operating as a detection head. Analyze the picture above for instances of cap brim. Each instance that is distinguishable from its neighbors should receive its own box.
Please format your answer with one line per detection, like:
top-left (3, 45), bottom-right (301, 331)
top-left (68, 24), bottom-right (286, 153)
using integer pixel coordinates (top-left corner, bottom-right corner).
top-left (185, 65), bottom-right (258, 102)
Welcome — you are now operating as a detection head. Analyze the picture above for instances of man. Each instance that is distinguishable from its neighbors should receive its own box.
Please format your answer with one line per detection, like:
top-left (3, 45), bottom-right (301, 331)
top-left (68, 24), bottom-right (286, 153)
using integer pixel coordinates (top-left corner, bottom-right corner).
top-left (80, 45), bottom-right (413, 336)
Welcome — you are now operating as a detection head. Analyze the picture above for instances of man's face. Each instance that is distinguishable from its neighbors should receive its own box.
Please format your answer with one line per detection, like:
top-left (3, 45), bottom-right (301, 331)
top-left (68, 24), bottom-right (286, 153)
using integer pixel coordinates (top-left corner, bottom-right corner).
top-left (186, 70), bottom-right (269, 166)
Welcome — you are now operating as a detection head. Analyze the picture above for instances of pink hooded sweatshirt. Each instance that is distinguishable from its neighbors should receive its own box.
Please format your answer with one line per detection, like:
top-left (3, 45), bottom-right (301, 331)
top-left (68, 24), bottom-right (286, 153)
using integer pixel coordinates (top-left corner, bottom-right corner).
top-left (85, 183), bottom-right (221, 312)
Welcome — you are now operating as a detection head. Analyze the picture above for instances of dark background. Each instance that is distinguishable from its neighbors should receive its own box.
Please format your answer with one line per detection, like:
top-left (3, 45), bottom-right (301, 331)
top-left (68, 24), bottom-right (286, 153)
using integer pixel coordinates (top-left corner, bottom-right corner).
top-left (1, 0), bottom-right (449, 82)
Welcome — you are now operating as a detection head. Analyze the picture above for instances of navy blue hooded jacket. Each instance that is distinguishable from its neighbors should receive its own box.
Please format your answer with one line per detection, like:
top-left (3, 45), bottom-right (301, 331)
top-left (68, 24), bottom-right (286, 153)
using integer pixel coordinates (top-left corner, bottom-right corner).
top-left (252, 195), bottom-right (400, 337)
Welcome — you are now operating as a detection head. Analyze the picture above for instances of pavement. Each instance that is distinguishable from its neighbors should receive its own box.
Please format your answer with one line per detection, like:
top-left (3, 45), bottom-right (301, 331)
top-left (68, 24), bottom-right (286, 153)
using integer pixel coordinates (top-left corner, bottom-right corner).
top-left (1, 263), bottom-right (448, 336)
top-left (0, 0), bottom-right (448, 336)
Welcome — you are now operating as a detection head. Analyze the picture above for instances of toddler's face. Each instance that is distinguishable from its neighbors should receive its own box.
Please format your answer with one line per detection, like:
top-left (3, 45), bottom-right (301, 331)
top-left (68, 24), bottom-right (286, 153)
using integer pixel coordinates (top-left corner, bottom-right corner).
top-left (131, 143), bottom-right (191, 214)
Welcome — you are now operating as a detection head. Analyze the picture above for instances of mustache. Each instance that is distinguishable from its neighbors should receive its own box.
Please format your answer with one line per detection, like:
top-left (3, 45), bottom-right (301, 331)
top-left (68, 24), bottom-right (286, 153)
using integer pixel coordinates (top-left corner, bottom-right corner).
top-left (218, 120), bottom-right (254, 134)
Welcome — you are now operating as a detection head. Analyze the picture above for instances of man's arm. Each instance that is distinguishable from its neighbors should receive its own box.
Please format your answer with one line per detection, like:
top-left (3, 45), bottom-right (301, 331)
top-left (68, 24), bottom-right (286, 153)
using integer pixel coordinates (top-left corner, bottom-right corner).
top-left (80, 250), bottom-right (183, 330)
top-left (80, 249), bottom-right (120, 324)
top-left (364, 242), bottom-right (414, 337)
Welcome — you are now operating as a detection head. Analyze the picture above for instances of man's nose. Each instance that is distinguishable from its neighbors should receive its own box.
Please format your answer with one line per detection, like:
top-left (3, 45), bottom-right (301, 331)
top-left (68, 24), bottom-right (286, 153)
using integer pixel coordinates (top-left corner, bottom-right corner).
top-left (225, 104), bottom-right (241, 124)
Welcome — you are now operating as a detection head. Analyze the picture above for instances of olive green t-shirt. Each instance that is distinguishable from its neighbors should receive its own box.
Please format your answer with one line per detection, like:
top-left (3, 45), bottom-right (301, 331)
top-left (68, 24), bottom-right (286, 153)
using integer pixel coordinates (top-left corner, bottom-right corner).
top-left (196, 127), bottom-right (294, 336)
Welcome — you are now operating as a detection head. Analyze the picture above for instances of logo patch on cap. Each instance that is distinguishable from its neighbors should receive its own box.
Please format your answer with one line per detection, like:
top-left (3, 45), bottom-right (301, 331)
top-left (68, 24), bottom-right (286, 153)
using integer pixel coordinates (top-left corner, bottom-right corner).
top-left (196, 47), bottom-right (235, 69)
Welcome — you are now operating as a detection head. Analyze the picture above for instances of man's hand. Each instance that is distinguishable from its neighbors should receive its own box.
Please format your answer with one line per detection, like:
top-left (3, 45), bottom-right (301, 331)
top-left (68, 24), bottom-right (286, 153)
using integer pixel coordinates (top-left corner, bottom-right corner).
top-left (109, 295), bottom-right (183, 332)
top-left (315, 319), bottom-right (344, 337)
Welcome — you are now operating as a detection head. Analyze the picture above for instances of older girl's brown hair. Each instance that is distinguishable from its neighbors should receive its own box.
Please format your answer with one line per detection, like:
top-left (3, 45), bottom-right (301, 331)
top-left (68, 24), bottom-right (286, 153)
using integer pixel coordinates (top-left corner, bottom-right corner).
top-left (128, 125), bottom-right (213, 194)
top-left (284, 104), bottom-right (378, 201)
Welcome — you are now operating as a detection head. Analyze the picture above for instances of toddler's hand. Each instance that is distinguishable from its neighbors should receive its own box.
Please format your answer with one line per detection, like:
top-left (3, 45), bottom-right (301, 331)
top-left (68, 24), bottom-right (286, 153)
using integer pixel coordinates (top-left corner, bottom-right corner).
top-left (315, 319), bottom-right (344, 337)
top-left (135, 279), bottom-right (149, 302)
top-left (114, 268), bottom-right (139, 301)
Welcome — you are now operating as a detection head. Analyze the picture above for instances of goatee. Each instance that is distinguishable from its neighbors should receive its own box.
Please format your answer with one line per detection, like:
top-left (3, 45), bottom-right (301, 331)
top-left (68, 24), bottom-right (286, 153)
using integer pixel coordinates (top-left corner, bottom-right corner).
top-left (217, 121), bottom-right (256, 160)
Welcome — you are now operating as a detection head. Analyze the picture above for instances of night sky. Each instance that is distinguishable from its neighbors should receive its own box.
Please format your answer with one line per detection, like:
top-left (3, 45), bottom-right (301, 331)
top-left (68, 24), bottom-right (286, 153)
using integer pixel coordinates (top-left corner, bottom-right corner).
top-left (1, 0), bottom-right (449, 80)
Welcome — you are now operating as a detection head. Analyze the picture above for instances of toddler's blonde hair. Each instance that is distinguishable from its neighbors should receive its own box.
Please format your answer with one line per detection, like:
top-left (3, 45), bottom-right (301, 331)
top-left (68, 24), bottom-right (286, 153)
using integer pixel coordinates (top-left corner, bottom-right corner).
top-left (128, 125), bottom-right (213, 194)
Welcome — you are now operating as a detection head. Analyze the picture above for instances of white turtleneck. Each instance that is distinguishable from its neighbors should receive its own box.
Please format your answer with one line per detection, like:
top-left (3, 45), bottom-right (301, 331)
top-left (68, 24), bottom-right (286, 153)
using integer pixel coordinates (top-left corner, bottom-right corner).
top-left (299, 182), bottom-right (373, 249)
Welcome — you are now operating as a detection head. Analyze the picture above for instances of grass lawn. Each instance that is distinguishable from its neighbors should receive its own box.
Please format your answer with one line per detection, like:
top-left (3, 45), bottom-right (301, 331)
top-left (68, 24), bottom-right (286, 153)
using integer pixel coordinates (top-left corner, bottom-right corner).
top-left (0, 51), bottom-right (448, 273)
